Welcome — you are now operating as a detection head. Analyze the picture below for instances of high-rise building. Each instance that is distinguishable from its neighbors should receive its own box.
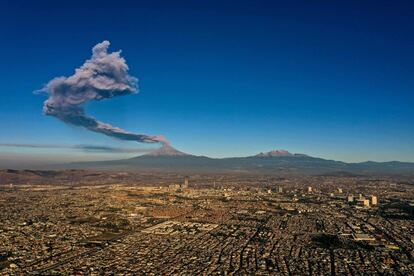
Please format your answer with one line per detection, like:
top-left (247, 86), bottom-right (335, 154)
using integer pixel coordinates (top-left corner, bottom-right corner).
top-left (338, 188), bottom-right (343, 193)
top-left (371, 196), bottom-right (378, 205)
top-left (308, 186), bottom-right (312, 192)
top-left (356, 198), bottom-right (370, 207)
top-left (278, 187), bottom-right (283, 193)
top-left (181, 177), bottom-right (189, 189)
top-left (347, 195), bottom-right (354, 202)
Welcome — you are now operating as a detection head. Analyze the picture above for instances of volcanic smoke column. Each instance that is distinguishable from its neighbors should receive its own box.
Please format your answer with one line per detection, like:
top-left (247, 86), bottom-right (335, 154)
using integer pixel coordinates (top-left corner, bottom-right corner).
top-left (39, 41), bottom-right (167, 144)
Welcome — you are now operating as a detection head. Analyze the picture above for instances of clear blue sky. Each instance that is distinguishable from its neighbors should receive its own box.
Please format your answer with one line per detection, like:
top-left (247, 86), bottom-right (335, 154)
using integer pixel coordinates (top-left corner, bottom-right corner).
top-left (0, 0), bottom-right (413, 163)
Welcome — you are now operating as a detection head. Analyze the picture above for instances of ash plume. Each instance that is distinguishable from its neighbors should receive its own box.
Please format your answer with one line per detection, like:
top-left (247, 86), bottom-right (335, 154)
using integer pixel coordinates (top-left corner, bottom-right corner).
top-left (0, 143), bottom-right (152, 153)
top-left (38, 40), bottom-right (167, 144)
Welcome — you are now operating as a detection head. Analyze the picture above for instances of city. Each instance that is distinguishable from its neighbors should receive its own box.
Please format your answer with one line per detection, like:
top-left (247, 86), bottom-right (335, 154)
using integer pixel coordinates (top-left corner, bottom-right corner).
top-left (1, 172), bottom-right (413, 274)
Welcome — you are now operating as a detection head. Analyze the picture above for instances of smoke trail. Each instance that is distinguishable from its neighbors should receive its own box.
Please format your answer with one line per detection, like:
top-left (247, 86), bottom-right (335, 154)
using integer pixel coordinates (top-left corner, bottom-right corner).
top-left (38, 41), bottom-right (166, 144)
top-left (0, 143), bottom-right (153, 153)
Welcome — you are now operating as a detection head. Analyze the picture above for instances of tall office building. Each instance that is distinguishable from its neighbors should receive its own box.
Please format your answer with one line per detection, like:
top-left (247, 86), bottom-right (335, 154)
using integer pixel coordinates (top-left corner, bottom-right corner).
top-left (371, 196), bottom-right (378, 205)
top-left (356, 198), bottom-right (370, 207)
top-left (182, 177), bottom-right (189, 189)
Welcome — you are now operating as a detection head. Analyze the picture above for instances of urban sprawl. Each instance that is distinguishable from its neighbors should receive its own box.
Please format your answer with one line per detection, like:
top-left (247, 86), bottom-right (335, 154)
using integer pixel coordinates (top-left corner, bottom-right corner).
top-left (0, 171), bottom-right (413, 275)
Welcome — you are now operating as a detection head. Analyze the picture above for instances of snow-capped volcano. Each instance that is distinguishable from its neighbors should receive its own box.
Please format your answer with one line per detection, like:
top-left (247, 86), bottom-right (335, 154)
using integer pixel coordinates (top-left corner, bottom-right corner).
top-left (255, 150), bottom-right (294, 157)
top-left (255, 149), bottom-right (309, 157)
top-left (144, 144), bottom-right (190, 157)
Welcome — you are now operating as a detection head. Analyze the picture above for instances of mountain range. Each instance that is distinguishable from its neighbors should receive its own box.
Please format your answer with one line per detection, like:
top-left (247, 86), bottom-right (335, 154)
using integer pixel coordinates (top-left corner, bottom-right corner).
top-left (57, 144), bottom-right (414, 175)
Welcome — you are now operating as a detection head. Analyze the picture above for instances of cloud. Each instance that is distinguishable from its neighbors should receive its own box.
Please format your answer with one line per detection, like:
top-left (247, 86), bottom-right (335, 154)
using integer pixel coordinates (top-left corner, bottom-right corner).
top-left (37, 41), bottom-right (167, 144)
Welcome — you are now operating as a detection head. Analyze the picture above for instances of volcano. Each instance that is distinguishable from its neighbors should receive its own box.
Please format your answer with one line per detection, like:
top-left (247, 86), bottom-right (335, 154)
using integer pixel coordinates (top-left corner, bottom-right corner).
top-left (255, 150), bottom-right (309, 158)
top-left (255, 149), bottom-right (293, 157)
top-left (144, 144), bottom-right (191, 157)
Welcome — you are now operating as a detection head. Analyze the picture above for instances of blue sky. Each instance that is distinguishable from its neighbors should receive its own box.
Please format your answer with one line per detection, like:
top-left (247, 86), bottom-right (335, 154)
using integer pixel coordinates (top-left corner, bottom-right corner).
top-left (0, 0), bottom-right (413, 163)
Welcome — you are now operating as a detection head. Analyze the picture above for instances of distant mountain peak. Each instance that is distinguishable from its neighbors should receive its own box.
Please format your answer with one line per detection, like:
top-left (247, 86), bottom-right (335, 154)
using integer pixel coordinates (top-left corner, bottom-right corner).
top-left (256, 149), bottom-right (293, 157)
top-left (255, 149), bottom-right (307, 157)
top-left (144, 144), bottom-right (190, 157)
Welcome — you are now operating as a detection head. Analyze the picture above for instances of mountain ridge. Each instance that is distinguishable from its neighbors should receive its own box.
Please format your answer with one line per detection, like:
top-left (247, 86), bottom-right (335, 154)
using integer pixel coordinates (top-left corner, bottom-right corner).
top-left (48, 145), bottom-right (414, 175)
